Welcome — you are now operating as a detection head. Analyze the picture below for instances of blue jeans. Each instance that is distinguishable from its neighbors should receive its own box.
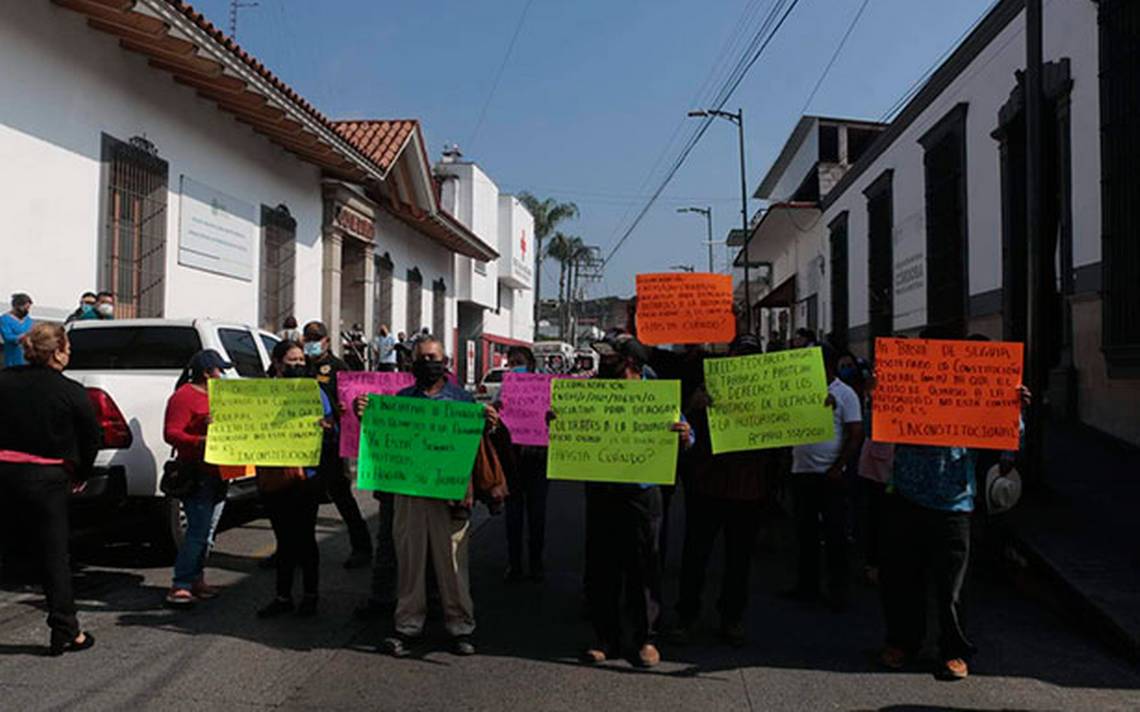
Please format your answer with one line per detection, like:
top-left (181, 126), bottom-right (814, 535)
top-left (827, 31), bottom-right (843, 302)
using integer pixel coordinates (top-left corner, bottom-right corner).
top-left (172, 476), bottom-right (226, 590)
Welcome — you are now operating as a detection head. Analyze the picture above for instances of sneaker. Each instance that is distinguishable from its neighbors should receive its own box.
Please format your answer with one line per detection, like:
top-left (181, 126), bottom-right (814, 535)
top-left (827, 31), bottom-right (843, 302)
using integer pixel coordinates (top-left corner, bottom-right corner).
top-left (940, 658), bottom-right (969, 680)
top-left (452, 635), bottom-right (476, 656)
top-left (637, 643), bottom-right (661, 668)
top-left (295, 596), bottom-right (318, 618)
top-left (343, 550), bottom-right (373, 570)
top-left (191, 581), bottom-right (220, 600)
top-left (165, 588), bottom-right (195, 608)
top-left (720, 620), bottom-right (747, 648)
top-left (879, 646), bottom-right (908, 670)
top-left (382, 635), bottom-right (417, 658)
top-left (257, 597), bottom-right (294, 619)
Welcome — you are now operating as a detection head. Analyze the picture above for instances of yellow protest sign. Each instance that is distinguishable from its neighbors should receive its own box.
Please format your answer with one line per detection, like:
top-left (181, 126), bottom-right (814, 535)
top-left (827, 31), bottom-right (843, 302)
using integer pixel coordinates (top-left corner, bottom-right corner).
top-left (547, 379), bottom-right (680, 485)
top-left (704, 347), bottom-right (833, 453)
top-left (205, 378), bottom-right (324, 467)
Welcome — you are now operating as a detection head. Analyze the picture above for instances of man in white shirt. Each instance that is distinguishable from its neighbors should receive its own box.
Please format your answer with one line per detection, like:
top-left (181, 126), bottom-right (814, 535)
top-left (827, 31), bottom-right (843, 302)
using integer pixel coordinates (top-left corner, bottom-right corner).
top-left (787, 343), bottom-right (864, 611)
top-left (374, 325), bottom-right (398, 372)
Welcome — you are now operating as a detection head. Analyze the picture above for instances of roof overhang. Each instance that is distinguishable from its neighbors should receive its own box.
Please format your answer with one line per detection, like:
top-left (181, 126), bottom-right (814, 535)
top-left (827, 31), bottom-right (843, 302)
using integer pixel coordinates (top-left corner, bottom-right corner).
top-left (55, 0), bottom-right (387, 182)
top-left (733, 202), bottom-right (821, 267)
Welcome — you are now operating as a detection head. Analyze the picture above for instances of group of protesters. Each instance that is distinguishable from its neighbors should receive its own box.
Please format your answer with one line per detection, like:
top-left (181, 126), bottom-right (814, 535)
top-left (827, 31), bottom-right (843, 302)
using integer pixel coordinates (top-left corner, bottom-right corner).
top-left (0, 303), bottom-right (1026, 682)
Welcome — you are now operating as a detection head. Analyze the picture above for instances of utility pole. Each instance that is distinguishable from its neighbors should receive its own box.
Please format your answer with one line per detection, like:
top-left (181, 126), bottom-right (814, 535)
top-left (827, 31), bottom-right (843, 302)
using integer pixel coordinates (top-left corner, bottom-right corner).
top-left (677, 206), bottom-right (714, 272)
top-left (688, 108), bottom-right (751, 331)
top-left (1025, 0), bottom-right (1045, 487)
top-left (572, 246), bottom-right (604, 345)
top-left (229, 0), bottom-right (259, 39)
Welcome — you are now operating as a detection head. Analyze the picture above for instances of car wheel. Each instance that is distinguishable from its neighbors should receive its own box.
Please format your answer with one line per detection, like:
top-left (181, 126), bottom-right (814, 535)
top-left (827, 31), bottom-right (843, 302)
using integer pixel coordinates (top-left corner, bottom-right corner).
top-left (152, 496), bottom-right (188, 560)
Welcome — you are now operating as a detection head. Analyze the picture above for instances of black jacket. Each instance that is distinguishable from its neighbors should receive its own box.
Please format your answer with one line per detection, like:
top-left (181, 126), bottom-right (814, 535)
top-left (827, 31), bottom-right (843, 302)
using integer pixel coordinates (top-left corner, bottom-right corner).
top-left (0, 366), bottom-right (101, 479)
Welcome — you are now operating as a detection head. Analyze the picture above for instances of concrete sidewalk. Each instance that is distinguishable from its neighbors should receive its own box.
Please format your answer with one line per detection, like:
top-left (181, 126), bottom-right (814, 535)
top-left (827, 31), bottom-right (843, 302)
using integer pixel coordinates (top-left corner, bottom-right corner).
top-left (1007, 421), bottom-right (1140, 662)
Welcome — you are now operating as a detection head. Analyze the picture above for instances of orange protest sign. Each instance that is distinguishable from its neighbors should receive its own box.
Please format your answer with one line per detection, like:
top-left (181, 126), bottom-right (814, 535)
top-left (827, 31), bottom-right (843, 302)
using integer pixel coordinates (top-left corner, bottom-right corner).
top-left (872, 337), bottom-right (1023, 450)
top-left (635, 272), bottom-right (735, 345)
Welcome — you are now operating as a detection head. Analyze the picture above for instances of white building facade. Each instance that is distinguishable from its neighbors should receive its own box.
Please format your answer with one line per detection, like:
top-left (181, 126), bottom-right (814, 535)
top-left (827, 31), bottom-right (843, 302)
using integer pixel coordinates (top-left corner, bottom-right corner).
top-left (818, 0), bottom-right (1139, 446)
top-left (1, 1), bottom-right (496, 358)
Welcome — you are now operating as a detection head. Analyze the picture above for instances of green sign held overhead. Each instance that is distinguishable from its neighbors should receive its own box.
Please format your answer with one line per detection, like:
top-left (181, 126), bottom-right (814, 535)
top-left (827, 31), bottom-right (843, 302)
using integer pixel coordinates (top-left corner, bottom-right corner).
top-left (547, 378), bottom-right (681, 486)
top-left (357, 394), bottom-right (484, 500)
top-left (704, 347), bottom-right (833, 454)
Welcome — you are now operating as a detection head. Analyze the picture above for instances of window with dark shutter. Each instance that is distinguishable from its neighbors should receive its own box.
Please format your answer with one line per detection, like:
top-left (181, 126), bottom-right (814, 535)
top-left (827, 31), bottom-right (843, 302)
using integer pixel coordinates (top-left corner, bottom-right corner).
top-left (829, 211), bottom-right (849, 348)
top-left (1099, 0), bottom-right (1140, 367)
top-left (864, 170), bottom-right (894, 351)
top-left (920, 103), bottom-right (969, 338)
top-left (259, 204), bottom-right (296, 332)
top-left (432, 279), bottom-right (447, 339)
top-left (100, 135), bottom-right (168, 319)
top-left (406, 268), bottom-right (423, 333)
top-left (374, 252), bottom-right (393, 333)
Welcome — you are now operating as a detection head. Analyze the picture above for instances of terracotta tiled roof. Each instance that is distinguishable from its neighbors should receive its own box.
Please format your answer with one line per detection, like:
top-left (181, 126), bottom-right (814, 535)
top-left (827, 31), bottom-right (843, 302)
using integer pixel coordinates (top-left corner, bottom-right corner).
top-left (332, 120), bottom-right (418, 173)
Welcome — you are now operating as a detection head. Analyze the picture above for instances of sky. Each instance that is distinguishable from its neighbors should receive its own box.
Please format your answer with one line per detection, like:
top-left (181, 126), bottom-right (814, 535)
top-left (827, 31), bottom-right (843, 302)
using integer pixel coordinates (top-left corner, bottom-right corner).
top-left (193, 0), bottom-right (996, 301)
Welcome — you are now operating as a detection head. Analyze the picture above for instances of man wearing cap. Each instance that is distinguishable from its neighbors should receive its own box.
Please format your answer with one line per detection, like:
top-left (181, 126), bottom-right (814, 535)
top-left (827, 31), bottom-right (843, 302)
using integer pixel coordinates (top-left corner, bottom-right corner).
top-left (302, 320), bottom-right (373, 569)
top-left (1, 293), bottom-right (34, 368)
top-left (877, 326), bottom-right (1029, 681)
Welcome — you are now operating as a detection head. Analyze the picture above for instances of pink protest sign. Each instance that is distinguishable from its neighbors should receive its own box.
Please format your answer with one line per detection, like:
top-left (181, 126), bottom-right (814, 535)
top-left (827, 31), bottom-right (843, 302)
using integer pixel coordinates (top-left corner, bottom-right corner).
top-left (499, 372), bottom-right (557, 447)
top-left (337, 371), bottom-right (415, 458)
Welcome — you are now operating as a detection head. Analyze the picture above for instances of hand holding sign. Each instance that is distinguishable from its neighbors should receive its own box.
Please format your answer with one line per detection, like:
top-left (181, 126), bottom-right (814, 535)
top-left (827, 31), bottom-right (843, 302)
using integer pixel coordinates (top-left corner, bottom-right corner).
top-left (871, 337), bottom-right (1023, 450)
top-left (635, 272), bottom-right (735, 345)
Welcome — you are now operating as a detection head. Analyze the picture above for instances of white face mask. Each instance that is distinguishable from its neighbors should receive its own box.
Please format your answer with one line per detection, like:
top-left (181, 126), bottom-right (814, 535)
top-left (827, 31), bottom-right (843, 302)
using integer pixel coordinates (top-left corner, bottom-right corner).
top-left (96, 303), bottom-right (114, 317)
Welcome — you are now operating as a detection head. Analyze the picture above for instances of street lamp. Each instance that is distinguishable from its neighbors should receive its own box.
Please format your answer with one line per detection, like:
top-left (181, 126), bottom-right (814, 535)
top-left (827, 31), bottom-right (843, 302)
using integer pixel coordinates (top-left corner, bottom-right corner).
top-left (689, 108), bottom-right (751, 333)
top-left (677, 206), bottom-right (713, 273)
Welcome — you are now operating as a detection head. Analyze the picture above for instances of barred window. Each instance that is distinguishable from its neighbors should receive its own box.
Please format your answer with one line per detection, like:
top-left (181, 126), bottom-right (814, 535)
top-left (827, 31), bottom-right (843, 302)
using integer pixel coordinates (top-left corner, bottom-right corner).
top-left (432, 279), bottom-right (447, 339)
top-left (259, 205), bottom-right (296, 332)
top-left (101, 135), bottom-right (168, 318)
top-left (828, 211), bottom-right (849, 347)
top-left (864, 170), bottom-right (894, 349)
top-left (374, 252), bottom-right (393, 335)
top-left (406, 268), bottom-right (423, 333)
top-left (920, 103), bottom-right (969, 338)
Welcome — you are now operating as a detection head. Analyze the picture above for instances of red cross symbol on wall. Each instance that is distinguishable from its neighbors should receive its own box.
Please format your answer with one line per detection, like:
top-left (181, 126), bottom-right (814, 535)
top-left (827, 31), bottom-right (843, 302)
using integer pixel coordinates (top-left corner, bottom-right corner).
top-left (520, 230), bottom-right (527, 257)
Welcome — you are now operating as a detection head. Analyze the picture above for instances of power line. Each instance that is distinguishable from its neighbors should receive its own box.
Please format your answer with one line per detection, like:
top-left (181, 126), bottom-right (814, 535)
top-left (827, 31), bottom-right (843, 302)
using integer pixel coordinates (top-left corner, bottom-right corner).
top-left (602, 0), bottom-right (801, 266)
top-left (799, 0), bottom-right (870, 116)
top-left (467, 0), bottom-right (535, 152)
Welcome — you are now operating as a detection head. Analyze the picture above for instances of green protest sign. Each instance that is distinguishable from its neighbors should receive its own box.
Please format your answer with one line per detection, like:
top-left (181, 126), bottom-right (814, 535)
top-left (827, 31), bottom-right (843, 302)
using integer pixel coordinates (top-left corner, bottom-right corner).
top-left (205, 378), bottom-right (323, 467)
top-left (357, 394), bottom-right (484, 500)
top-left (547, 379), bottom-right (680, 485)
top-left (704, 347), bottom-right (833, 454)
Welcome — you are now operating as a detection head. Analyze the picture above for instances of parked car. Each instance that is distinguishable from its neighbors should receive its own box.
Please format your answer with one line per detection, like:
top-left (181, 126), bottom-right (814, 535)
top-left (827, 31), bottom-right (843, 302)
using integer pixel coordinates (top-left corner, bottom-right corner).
top-left (473, 367), bottom-right (509, 403)
top-left (64, 318), bottom-right (279, 555)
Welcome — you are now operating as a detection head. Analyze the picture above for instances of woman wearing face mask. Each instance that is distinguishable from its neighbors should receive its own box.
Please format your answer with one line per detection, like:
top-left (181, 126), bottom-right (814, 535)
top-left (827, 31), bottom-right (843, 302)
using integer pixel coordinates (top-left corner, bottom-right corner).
top-left (0, 324), bottom-right (100, 655)
top-left (163, 349), bottom-right (233, 607)
top-left (256, 341), bottom-right (334, 618)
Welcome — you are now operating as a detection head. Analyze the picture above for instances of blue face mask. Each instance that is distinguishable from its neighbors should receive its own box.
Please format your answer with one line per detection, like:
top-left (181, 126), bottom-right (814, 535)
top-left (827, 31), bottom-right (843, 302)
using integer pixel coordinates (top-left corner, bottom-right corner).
top-left (303, 341), bottom-right (324, 358)
top-left (511, 366), bottom-right (529, 373)
top-left (80, 304), bottom-right (95, 317)
top-left (838, 365), bottom-right (858, 384)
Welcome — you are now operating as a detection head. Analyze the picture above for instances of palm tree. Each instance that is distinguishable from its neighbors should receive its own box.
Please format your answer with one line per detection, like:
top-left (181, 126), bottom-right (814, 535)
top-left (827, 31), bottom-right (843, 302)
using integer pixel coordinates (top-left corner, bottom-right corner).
top-left (545, 232), bottom-right (586, 339)
top-left (516, 192), bottom-right (579, 327)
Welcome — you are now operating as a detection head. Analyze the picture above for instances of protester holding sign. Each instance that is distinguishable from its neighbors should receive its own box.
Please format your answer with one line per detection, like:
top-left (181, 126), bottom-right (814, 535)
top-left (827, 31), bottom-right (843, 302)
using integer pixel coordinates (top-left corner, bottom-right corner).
top-left (162, 349), bottom-right (233, 608)
top-left (355, 336), bottom-right (498, 658)
top-left (672, 334), bottom-right (780, 647)
top-left (877, 328), bottom-right (1029, 681)
top-left (256, 341), bottom-right (335, 620)
top-left (786, 343), bottom-right (863, 612)
top-left (497, 346), bottom-right (551, 583)
top-left (573, 341), bottom-right (693, 669)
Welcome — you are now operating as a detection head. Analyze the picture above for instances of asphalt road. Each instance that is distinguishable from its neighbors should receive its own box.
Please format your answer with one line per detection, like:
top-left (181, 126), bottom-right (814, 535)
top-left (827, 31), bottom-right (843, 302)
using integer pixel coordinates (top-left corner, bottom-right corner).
top-left (1, 484), bottom-right (1138, 711)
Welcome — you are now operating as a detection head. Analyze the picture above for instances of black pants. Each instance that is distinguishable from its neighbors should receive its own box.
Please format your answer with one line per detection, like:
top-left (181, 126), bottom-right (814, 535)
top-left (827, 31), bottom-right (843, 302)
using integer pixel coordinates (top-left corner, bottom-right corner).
top-left (0, 464), bottom-right (79, 641)
top-left (324, 459), bottom-right (372, 555)
top-left (265, 482), bottom-right (320, 599)
top-left (676, 492), bottom-right (762, 626)
top-left (880, 494), bottom-right (975, 659)
top-left (857, 478), bottom-right (887, 568)
top-left (584, 484), bottom-right (661, 652)
top-left (791, 473), bottom-right (849, 600)
top-left (505, 450), bottom-right (549, 572)
top-left (369, 491), bottom-right (397, 604)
